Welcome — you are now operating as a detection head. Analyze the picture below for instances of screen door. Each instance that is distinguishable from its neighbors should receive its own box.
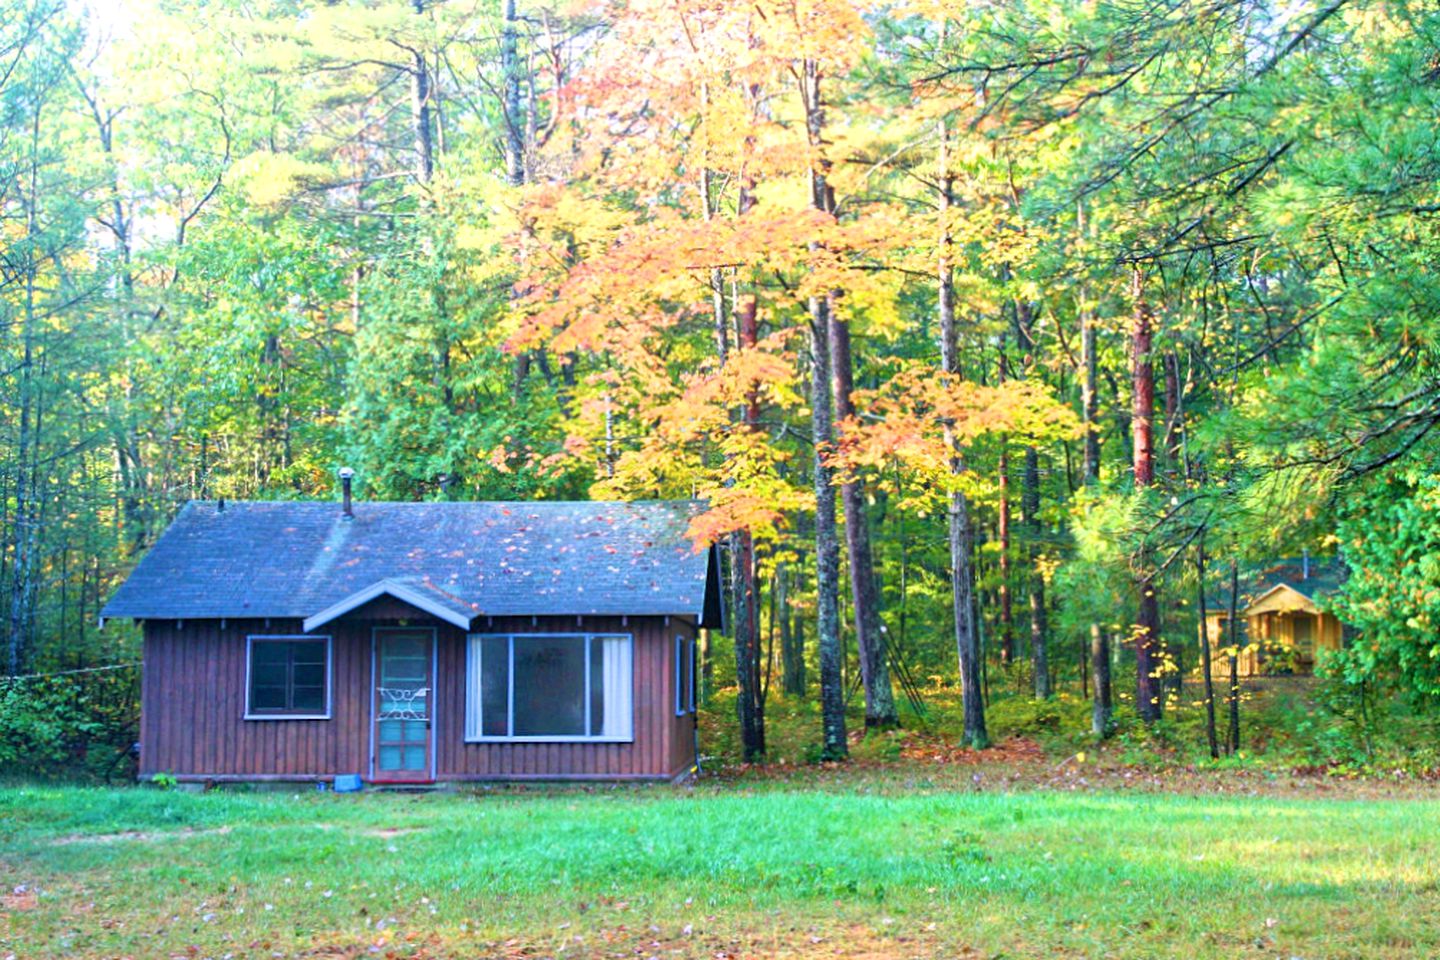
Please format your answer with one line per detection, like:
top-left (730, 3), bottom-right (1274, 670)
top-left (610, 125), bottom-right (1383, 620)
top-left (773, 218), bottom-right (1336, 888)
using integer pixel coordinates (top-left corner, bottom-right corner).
top-left (373, 628), bottom-right (434, 781)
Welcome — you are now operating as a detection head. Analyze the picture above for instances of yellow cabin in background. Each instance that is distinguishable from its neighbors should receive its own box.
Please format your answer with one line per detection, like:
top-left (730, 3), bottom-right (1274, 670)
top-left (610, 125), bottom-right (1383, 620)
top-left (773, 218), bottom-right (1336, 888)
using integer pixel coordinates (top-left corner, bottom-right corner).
top-left (1204, 557), bottom-right (1347, 677)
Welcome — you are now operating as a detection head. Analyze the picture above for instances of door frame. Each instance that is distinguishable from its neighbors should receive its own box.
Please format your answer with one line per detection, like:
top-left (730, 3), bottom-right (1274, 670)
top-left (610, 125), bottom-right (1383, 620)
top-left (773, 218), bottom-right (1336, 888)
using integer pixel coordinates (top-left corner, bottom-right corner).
top-left (369, 625), bottom-right (438, 784)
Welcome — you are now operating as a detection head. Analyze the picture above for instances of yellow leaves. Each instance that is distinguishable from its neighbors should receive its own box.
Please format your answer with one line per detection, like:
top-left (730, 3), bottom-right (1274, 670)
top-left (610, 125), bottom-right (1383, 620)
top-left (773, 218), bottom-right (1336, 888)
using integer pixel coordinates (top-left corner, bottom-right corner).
top-left (228, 152), bottom-right (330, 208)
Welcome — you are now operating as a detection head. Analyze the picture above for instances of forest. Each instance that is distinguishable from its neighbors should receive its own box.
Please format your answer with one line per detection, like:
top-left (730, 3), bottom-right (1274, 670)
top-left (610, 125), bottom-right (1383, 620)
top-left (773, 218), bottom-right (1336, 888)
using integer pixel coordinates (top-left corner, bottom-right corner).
top-left (2, 0), bottom-right (1440, 775)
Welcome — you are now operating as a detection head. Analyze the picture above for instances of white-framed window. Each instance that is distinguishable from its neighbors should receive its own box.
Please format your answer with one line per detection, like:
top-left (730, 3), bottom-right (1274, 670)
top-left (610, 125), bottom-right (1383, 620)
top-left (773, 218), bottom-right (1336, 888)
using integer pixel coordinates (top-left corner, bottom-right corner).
top-left (245, 635), bottom-right (332, 720)
top-left (465, 634), bottom-right (633, 742)
top-left (674, 634), bottom-right (696, 716)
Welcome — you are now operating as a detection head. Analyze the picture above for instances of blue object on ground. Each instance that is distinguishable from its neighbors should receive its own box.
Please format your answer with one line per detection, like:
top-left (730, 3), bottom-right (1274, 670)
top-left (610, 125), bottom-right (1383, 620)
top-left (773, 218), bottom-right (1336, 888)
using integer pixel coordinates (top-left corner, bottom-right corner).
top-left (333, 774), bottom-right (364, 793)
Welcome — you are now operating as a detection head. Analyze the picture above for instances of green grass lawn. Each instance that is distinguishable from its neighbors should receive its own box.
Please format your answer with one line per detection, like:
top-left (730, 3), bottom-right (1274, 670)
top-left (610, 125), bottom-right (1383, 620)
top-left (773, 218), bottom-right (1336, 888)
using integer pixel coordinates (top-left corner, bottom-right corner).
top-left (3, 777), bottom-right (1439, 959)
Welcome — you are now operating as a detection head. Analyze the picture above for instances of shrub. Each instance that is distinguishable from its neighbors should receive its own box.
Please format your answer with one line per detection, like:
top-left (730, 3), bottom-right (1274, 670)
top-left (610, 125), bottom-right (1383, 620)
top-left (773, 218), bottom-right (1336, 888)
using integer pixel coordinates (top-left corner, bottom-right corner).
top-left (0, 667), bottom-right (139, 782)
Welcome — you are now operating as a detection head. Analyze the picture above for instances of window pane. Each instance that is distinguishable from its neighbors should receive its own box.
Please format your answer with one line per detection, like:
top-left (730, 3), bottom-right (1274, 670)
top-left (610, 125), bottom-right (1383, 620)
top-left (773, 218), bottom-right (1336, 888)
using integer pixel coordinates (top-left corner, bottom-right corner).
top-left (291, 684), bottom-right (325, 713)
top-left (590, 638), bottom-right (604, 736)
top-left (687, 638), bottom-right (696, 712)
top-left (674, 637), bottom-right (682, 714)
top-left (251, 660), bottom-right (286, 689)
top-left (252, 642), bottom-right (288, 670)
top-left (251, 684), bottom-right (287, 711)
top-left (292, 662), bottom-right (325, 689)
top-left (480, 636), bottom-right (509, 736)
top-left (292, 644), bottom-right (327, 665)
top-left (513, 637), bottom-right (585, 736)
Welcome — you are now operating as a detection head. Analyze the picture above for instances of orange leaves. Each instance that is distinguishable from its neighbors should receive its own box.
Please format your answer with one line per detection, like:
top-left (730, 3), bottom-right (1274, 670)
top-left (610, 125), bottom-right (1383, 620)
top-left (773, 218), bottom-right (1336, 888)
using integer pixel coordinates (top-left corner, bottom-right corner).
top-left (648, 332), bottom-right (800, 445)
top-left (833, 365), bottom-right (1081, 485)
top-left (510, 203), bottom-right (905, 356)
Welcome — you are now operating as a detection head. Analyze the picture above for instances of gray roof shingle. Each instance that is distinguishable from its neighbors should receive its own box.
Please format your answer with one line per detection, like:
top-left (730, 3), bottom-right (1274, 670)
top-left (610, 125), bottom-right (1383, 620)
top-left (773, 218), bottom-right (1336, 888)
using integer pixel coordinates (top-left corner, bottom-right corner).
top-left (102, 500), bottom-right (722, 627)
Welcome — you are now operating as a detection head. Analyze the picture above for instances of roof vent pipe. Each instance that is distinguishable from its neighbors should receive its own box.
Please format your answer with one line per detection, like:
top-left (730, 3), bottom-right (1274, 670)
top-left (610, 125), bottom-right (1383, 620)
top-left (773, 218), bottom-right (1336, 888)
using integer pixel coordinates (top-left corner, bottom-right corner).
top-left (339, 467), bottom-right (355, 520)
top-left (1302, 548), bottom-right (1309, 581)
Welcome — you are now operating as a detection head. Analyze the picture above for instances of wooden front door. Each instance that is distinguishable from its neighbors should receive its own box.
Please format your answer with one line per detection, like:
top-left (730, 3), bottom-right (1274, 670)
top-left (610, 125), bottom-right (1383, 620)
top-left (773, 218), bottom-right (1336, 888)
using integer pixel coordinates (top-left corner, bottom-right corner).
top-left (372, 627), bottom-right (435, 782)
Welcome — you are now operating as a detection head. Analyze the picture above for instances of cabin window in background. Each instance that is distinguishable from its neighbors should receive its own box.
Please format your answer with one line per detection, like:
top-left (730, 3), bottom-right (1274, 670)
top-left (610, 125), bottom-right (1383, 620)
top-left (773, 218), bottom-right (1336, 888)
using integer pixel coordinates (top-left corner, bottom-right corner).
top-left (686, 637), bottom-right (697, 713)
top-left (246, 636), bottom-right (331, 719)
top-left (466, 634), bottom-right (632, 741)
top-left (674, 635), bottom-right (696, 715)
top-left (674, 636), bottom-right (686, 716)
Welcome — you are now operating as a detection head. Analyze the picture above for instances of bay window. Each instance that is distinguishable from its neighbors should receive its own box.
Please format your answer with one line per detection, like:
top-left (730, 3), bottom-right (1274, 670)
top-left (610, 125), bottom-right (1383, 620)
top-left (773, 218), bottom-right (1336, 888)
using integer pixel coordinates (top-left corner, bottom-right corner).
top-left (465, 634), bottom-right (633, 741)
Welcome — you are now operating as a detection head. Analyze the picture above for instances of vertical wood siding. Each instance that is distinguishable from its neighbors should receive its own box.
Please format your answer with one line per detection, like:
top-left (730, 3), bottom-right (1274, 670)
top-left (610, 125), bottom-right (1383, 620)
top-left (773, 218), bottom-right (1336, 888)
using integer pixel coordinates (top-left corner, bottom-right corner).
top-left (140, 614), bottom-right (696, 781)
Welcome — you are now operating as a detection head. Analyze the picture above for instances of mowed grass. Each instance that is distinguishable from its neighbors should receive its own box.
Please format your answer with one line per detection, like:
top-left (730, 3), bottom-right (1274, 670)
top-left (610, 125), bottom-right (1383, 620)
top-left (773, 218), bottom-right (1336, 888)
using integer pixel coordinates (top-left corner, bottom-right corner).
top-left (2, 780), bottom-right (1439, 959)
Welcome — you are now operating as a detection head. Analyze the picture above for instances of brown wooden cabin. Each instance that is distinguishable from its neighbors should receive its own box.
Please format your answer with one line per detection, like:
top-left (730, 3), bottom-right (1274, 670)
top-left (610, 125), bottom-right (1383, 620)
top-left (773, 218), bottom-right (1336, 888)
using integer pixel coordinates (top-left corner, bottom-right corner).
top-left (1203, 557), bottom-right (1346, 677)
top-left (101, 498), bottom-right (724, 786)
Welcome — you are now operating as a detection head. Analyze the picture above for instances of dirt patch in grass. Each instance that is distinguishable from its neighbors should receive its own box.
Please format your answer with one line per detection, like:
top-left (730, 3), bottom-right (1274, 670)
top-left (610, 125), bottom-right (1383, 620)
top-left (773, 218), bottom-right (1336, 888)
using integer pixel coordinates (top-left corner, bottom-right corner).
top-left (1, 886), bottom-right (38, 912)
top-left (302, 921), bottom-right (946, 960)
top-left (49, 825), bottom-right (231, 846)
top-left (310, 823), bottom-right (425, 837)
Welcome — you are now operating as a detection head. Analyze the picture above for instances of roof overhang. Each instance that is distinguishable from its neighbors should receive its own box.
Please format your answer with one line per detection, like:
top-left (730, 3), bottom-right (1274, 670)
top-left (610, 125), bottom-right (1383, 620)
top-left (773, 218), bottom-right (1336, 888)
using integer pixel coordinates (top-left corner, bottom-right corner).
top-left (1244, 583), bottom-right (1320, 618)
top-left (303, 578), bottom-right (475, 633)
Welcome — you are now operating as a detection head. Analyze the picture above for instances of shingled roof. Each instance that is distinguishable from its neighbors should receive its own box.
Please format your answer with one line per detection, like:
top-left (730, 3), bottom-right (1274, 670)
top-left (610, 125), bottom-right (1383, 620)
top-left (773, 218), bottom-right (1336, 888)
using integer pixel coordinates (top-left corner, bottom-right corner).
top-left (1206, 556), bottom-right (1347, 615)
top-left (101, 500), bottom-right (723, 628)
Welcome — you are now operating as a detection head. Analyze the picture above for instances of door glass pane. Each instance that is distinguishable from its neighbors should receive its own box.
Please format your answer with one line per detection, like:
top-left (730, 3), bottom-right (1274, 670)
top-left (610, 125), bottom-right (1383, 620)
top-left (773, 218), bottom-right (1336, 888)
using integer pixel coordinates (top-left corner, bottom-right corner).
top-left (379, 633), bottom-right (430, 721)
top-left (378, 745), bottom-right (402, 770)
top-left (513, 637), bottom-right (585, 736)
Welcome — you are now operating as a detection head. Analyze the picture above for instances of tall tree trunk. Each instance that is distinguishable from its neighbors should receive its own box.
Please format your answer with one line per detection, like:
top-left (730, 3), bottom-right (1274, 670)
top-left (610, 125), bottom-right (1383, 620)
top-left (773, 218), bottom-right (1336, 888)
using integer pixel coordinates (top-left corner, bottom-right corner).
top-left (1080, 258), bottom-right (1111, 735)
top-left (501, 0), bottom-right (535, 395)
top-left (1024, 443), bottom-right (1048, 698)
top-left (730, 527), bottom-right (763, 759)
top-left (501, 0), bottom-right (524, 189)
top-left (1226, 556), bottom-right (1242, 753)
top-left (803, 58), bottom-right (846, 761)
top-left (410, 0), bottom-right (435, 185)
top-left (778, 562), bottom-right (805, 696)
top-left (7, 114), bottom-right (43, 676)
top-left (829, 316), bottom-right (898, 729)
top-left (705, 139), bottom-right (764, 759)
top-left (731, 285), bottom-right (764, 760)
top-left (1131, 266), bottom-right (1163, 724)
top-left (1163, 350), bottom-right (1183, 468)
top-left (996, 346), bottom-right (1014, 666)
top-left (938, 117), bottom-right (988, 748)
top-left (1013, 297), bottom-right (1048, 699)
top-left (1196, 534), bottom-right (1219, 759)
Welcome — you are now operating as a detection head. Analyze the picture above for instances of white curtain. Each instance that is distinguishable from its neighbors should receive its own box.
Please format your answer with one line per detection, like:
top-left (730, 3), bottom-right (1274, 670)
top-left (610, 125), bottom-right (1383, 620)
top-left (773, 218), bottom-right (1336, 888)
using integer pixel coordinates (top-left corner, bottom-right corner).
top-left (599, 636), bottom-right (632, 739)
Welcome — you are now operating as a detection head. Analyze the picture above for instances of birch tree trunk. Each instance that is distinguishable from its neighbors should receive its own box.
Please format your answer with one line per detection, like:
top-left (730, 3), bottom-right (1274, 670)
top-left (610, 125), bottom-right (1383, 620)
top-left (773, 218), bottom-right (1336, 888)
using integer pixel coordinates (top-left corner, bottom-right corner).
top-left (829, 316), bottom-right (898, 729)
top-left (939, 117), bottom-right (988, 748)
top-left (803, 58), bottom-right (846, 760)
